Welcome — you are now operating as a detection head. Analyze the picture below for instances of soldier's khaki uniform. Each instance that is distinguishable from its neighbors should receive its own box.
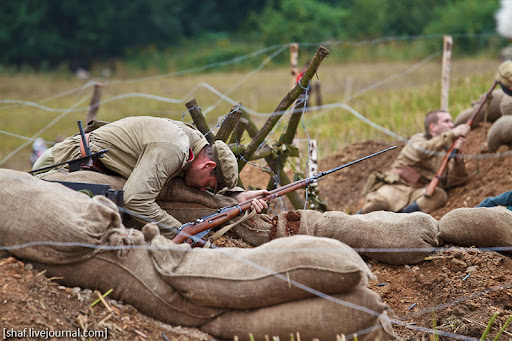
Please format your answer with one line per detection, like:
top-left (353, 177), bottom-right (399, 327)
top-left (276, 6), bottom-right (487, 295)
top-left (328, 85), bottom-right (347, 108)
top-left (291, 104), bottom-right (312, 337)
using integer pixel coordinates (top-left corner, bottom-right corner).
top-left (362, 131), bottom-right (468, 213)
top-left (41, 116), bottom-right (209, 230)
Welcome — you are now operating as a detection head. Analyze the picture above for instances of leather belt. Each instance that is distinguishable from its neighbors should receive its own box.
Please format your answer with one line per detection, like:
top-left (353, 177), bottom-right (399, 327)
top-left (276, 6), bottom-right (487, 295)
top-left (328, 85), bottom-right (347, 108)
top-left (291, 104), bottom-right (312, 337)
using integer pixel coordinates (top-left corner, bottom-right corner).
top-left (390, 166), bottom-right (427, 186)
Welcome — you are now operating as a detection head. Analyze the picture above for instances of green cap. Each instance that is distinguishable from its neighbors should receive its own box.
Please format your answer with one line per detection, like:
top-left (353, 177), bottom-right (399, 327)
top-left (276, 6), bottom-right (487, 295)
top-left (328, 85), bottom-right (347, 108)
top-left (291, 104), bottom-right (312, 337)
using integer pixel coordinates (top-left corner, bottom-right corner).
top-left (212, 140), bottom-right (238, 190)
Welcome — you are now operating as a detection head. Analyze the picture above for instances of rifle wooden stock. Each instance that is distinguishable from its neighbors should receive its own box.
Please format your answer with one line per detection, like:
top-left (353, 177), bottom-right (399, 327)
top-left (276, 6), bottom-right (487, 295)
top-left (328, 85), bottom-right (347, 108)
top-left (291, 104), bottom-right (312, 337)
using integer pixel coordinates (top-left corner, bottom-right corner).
top-left (424, 80), bottom-right (498, 197)
top-left (171, 179), bottom-right (314, 244)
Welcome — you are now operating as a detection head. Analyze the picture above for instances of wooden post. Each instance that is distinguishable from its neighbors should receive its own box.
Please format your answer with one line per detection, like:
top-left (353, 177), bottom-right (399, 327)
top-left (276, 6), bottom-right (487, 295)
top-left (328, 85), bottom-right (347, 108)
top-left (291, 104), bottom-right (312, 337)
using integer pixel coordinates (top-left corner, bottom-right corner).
top-left (343, 77), bottom-right (352, 102)
top-left (228, 117), bottom-right (248, 144)
top-left (240, 110), bottom-right (259, 138)
top-left (265, 156), bottom-right (305, 209)
top-left (216, 106), bottom-right (242, 142)
top-left (85, 83), bottom-right (103, 124)
top-left (290, 43), bottom-right (299, 90)
top-left (186, 98), bottom-right (215, 144)
top-left (440, 35), bottom-right (453, 111)
top-left (239, 45), bottom-right (330, 172)
top-left (314, 82), bottom-right (322, 107)
top-left (308, 139), bottom-right (318, 181)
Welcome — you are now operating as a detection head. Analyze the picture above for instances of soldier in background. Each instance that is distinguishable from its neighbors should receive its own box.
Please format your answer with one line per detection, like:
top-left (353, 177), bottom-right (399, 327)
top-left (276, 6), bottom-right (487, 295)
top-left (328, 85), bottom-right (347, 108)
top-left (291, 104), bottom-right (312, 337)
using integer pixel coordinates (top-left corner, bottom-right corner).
top-left (360, 110), bottom-right (470, 214)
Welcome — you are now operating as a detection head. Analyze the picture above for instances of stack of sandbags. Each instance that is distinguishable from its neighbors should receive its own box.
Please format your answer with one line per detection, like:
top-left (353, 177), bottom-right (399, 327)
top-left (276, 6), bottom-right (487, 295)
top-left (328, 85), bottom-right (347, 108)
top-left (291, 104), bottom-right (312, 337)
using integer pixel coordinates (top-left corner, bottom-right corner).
top-left (0, 170), bottom-right (396, 340)
top-left (0, 169), bottom-right (140, 263)
top-left (439, 207), bottom-right (512, 250)
top-left (487, 115), bottom-right (512, 152)
top-left (272, 210), bottom-right (439, 265)
top-left (146, 225), bottom-right (395, 340)
top-left (1, 169), bottom-right (223, 326)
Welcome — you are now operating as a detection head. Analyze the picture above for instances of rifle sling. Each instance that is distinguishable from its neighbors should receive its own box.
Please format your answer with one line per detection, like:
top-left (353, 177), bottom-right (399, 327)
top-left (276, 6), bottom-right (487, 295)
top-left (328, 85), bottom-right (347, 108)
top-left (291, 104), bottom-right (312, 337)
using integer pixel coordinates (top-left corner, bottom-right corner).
top-left (202, 209), bottom-right (257, 248)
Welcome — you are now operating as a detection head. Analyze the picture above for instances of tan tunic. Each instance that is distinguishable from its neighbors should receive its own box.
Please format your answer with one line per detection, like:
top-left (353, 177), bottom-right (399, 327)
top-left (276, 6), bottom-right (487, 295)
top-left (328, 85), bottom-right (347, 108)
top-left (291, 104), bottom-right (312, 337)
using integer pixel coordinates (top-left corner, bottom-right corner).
top-left (392, 131), bottom-right (468, 189)
top-left (363, 131), bottom-right (468, 213)
top-left (52, 116), bottom-right (208, 229)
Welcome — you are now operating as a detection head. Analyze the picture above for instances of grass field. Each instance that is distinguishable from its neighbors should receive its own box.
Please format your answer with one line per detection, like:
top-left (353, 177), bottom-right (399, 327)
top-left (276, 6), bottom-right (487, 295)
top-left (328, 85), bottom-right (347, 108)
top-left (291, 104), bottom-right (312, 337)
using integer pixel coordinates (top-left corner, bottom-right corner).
top-left (0, 55), bottom-right (500, 172)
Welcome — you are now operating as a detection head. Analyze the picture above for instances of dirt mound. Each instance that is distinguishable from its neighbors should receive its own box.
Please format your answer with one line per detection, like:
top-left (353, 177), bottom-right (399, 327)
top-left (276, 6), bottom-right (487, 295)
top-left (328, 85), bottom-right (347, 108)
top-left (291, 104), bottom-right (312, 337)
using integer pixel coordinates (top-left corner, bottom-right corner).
top-left (0, 256), bottom-right (213, 341)
top-left (2, 123), bottom-right (512, 340)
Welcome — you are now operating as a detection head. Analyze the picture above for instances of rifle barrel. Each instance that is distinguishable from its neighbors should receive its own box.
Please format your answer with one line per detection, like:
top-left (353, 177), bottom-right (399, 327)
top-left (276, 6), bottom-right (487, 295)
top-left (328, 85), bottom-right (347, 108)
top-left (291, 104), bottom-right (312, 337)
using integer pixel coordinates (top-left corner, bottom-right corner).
top-left (316, 145), bottom-right (397, 178)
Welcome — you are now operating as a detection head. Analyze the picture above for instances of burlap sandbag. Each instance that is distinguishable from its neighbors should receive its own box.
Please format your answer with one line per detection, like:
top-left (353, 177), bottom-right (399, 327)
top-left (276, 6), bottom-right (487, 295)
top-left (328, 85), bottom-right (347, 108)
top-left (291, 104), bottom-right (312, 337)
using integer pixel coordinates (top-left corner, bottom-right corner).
top-left (454, 89), bottom-right (505, 126)
top-left (42, 170), bottom-right (126, 190)
top-left (487, 115), bottom-right (512, 152)
top-left (439, 207), bottom-right (512, 250)
top-left (147, 226), bottom-right (374, 309)
top-left (0, 169), bottom-right (136, 264)
top-left (500, 93), bottom-right (512, 116)
top-left (273, 210), bottom-right (439, 265)
top-left (201, 287), bottom-right (396, 341)
top-left (30, 247), bottom-right (225, 327)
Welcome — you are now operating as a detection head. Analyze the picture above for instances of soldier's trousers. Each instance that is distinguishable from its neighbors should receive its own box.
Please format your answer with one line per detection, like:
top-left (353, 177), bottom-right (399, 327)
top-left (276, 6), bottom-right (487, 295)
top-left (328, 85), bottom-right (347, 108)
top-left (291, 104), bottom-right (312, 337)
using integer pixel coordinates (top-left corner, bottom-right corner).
top-left (362, 183), bottom-right (447, 213)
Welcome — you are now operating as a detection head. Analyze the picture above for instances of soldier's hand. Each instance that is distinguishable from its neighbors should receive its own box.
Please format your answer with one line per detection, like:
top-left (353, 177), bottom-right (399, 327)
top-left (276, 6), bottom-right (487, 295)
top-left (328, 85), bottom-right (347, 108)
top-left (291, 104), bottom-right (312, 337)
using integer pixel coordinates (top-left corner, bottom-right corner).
top-left (233, 190), bottom-right (269, 213)
top-left (454, 137), bottom-right (465, 150)
top-left (452, 124), bottom-right (470, 138)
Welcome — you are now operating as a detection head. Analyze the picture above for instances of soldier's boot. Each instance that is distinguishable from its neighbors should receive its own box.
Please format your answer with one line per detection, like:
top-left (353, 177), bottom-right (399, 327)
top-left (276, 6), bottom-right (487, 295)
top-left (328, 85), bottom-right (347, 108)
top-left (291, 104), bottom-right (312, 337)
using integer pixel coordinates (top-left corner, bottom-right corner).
top-left (398, 201), bottom-right (421, 213)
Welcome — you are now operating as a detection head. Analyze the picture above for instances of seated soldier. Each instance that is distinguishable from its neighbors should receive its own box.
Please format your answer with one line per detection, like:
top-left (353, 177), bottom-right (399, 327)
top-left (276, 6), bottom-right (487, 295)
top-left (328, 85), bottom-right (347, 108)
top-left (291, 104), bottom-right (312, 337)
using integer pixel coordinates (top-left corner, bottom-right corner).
top-left (360, 109), bottom-right (470, 214)
top-left (32, 116), bottom-right (269, 237)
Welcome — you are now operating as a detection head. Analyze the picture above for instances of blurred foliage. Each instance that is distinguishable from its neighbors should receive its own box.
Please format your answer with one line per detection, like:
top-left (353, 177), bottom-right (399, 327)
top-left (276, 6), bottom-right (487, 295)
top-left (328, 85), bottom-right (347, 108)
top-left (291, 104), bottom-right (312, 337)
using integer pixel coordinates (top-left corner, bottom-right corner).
top-left (0, 0), bottom-right (505, 71)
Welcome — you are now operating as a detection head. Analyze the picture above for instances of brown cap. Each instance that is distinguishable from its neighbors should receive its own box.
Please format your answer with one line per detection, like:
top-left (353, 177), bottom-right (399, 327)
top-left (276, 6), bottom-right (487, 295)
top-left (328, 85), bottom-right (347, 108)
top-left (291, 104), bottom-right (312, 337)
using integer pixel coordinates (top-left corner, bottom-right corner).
top-left (212, 140), bottom-right (238, 190)
top-left (496, 60), bottom-right (512, 96)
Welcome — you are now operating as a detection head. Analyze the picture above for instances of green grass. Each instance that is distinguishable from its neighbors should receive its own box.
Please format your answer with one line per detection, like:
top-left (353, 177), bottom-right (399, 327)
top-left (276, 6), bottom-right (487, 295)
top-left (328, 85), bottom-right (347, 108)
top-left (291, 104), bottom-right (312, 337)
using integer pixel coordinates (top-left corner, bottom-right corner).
top-left (0, 54), bottom-right (499, 171)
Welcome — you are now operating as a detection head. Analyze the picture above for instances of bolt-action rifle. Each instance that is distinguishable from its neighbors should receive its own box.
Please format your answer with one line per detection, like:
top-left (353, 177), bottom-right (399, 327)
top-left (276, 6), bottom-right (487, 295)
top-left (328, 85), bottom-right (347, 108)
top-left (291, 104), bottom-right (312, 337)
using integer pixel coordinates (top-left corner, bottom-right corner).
top-left (171, 146), bottom-right (397, 246)
top-left (424, 80), bottom-right (498, 197)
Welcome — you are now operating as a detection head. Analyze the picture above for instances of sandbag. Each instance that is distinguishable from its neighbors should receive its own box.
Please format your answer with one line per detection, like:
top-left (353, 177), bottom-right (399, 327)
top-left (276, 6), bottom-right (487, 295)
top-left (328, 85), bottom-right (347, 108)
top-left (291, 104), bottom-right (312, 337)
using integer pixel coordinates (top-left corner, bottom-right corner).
top-left (454, 89), bottom-right (505, 126)
top-left (0, 169), bottom-right (136, 264)
top-left (30, 247), bottom-right (225, 327)
top-left (439, 207), bottom-right (512, 251)
top-left (487, 115), bottom-right (512, 152)
top-left (201, 287), bottom-right (396, 341)
top-left (500, 93), bottom-right (512, 116)
top-left (273, 210), bottom-right (439, 265)
top-left (147, 228), bottom-right (374, 309)
top-left (42, 170), bottom-right (126, 190)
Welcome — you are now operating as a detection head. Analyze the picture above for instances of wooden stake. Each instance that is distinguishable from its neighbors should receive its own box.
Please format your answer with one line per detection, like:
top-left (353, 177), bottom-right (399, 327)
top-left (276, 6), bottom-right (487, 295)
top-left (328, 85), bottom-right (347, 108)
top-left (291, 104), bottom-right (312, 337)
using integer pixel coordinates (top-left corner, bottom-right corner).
top-left (186, 98), bottom-right (215, 144)
top-left (240, 109), bottom-right (259, 138)
top-left (314, 82), bottom-right (322, 107)
top-left (440, 35), bottom-right (453, 111)
top-left (216, 106), bottom-right (242, 142)
top-left (290, 43), bottom-right (299, 90)
top-left (239, 45), bottom-right (329, 172)
top-left (228, 117), bottom-right (248, 144)
top-left (85, 83), bottom-right (103, 124)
